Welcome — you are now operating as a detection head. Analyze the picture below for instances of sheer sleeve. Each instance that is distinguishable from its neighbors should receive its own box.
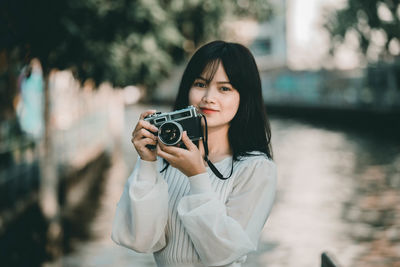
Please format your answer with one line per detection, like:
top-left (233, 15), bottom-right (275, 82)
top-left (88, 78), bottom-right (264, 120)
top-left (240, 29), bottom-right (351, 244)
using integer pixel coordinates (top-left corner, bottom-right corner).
top-left (177, 157), bottom-right (277, 266)
top-left (111, 157), bottom-right (169, 253)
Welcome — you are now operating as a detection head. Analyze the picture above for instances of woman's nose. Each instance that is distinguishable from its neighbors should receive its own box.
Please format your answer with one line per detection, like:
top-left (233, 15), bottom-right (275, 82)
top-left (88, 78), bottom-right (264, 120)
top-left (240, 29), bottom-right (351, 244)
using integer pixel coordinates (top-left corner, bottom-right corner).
top-left (202, 87), bottom-right (217, 103)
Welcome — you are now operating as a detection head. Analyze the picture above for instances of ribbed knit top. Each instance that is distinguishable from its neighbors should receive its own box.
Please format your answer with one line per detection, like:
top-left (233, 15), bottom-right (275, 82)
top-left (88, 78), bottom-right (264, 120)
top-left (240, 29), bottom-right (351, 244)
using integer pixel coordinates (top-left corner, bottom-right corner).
top-left (112, 154), bottom-right (277, 267)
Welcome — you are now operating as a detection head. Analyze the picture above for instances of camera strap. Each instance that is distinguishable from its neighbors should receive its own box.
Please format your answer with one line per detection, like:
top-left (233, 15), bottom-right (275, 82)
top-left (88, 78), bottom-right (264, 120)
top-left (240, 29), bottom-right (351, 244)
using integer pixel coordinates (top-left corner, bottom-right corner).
top-left (201, 115), bottom-right (234, 180)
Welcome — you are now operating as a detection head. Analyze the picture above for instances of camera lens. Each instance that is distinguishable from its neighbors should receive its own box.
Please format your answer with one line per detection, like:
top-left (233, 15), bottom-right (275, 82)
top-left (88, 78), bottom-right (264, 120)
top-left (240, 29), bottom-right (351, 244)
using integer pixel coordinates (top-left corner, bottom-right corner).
top-left (158, 121), bottom-right (183, 145)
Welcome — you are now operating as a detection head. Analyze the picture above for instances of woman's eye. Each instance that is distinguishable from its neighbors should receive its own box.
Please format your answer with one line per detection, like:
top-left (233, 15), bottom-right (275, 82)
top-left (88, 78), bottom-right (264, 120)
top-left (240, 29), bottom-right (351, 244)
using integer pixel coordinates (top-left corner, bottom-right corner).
top-left (220, 86), bottom-right (231, 92)
top-left (194, 82), bottom-right (206, 88)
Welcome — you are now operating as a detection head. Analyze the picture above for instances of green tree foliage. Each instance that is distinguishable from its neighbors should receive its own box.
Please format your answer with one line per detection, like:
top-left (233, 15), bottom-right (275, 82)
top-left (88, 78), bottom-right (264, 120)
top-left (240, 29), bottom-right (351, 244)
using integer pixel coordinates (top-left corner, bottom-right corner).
top-left (324, 0), bottom-right (400, 61)
top-left (0, 0), bottom-right (271, 91)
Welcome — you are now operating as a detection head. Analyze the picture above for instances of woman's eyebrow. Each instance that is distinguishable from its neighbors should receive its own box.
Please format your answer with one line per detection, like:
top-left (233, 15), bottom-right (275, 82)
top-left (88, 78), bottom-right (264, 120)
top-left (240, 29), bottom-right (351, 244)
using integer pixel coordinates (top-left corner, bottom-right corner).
top-left (197, 76), bottom-right (231, 84)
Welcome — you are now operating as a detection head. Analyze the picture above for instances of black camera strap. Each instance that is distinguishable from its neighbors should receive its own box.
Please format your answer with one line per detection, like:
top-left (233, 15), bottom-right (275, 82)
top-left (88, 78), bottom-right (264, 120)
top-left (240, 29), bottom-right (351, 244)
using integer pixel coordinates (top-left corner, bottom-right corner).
top-left (201, 115), bottom-right (234, 180)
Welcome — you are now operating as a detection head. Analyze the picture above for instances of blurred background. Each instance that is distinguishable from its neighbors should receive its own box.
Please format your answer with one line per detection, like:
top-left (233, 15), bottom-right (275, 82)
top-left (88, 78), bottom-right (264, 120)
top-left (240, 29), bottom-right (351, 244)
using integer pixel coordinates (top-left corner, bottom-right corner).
top-left (1, 0), bottom-right (400, 266)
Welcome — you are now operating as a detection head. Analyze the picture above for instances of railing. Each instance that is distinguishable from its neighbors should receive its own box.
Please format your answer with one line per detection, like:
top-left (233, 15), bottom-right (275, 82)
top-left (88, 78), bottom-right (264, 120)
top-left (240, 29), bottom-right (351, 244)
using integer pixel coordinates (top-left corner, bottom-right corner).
top-left (261, 63), bottom-right (400, 112)
top-left (0, 127), bottom-right (39, 236)
top-left (0, 70), bottom-right (124, 236)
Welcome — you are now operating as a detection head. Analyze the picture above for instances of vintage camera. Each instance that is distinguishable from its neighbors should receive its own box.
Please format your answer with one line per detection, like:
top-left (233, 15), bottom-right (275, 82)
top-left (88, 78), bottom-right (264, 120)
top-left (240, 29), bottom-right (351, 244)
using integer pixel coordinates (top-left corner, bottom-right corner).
top-left (144, 105), bottom-right (203, 146)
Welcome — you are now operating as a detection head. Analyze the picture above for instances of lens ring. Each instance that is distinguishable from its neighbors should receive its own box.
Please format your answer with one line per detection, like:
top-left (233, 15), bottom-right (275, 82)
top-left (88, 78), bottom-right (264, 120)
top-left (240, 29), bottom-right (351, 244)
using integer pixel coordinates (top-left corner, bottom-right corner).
top-left (158, 121), bottom-right (183, 146)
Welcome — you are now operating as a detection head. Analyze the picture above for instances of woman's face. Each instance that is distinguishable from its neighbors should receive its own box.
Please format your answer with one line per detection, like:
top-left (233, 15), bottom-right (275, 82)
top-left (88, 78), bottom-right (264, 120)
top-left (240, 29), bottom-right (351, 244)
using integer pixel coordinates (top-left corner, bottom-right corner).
top-left (189, 62), bottom-right (240, 130)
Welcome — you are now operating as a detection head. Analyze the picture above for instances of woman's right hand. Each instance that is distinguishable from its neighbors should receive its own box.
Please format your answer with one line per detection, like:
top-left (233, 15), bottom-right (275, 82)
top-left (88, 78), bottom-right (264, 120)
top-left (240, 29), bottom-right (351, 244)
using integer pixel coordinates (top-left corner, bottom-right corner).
top-left (131, 110), bottom-right (159, 161)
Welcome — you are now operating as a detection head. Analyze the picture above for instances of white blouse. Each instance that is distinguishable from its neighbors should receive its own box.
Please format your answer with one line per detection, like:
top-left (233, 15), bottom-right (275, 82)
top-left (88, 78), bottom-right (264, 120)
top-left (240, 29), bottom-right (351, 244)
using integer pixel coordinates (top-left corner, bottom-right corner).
top-left (112, 153), bottom-right (277, 267)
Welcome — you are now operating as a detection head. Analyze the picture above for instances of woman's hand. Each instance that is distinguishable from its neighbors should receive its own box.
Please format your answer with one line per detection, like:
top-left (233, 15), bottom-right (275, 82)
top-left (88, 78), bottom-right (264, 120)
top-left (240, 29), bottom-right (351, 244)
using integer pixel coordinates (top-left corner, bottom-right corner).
top-left (157, 131), bottom-right (206, 177)
top-left (131, 110), bottom-right (159, 161)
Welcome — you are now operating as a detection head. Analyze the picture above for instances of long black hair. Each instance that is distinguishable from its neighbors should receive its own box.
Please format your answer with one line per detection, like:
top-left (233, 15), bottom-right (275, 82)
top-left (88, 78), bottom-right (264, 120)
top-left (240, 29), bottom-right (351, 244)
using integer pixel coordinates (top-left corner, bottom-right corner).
top-left (174, 40), bottom-right (273, 160)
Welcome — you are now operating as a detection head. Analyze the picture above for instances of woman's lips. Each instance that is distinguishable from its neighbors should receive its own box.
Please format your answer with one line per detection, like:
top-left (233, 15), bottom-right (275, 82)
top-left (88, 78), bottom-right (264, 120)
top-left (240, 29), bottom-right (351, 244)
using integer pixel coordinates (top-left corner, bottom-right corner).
top-left (200, 108), bottom-right (218, 114)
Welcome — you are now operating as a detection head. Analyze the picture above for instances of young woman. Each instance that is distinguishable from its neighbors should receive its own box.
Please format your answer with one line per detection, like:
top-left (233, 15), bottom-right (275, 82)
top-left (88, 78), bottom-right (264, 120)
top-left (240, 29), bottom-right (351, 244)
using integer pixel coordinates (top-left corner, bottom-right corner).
top-left (112, 40), bottom-right (277, 267)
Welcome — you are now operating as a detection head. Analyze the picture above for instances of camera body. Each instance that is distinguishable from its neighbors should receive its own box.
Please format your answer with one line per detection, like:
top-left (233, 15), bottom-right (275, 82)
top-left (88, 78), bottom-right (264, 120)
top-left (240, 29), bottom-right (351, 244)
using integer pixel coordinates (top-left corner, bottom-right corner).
top-left (144, 105), bottom-right (203, 146)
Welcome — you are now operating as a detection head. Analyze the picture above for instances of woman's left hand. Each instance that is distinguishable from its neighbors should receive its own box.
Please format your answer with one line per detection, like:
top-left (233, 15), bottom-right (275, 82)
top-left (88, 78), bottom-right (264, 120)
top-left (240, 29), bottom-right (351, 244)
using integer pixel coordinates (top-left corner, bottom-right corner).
top-left (156, 131), bottom-right (206, 177)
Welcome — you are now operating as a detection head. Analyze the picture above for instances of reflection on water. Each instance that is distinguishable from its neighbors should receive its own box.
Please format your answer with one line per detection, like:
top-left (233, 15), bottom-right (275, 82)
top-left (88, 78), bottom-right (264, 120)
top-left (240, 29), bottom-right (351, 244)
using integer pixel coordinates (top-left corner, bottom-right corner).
top-left (252, 116), bottom-right (400, 267)
top-left (250, 118), bottom-right (358, 267)
top-left (58, 105), bottom-right (400, 267)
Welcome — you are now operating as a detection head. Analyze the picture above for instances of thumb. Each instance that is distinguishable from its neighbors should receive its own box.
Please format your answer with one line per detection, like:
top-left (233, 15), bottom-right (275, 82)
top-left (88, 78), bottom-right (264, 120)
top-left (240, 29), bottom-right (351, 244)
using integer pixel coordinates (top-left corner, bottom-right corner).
top-left (181, 131), bottom-right (196, 151)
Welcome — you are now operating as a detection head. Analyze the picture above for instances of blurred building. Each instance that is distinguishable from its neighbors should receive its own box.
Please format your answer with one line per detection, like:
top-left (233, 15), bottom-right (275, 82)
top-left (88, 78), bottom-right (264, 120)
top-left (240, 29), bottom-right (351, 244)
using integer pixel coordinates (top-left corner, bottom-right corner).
top-left (250, 0), bottom-right (287, 71)
top-left (246, 0), bottom-right (400, 113)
